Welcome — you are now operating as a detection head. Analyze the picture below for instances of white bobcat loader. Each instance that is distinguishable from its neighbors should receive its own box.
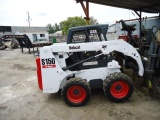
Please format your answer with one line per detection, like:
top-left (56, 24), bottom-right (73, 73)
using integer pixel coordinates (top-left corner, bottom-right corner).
top-left (36, 25), bottom-right (144, 106)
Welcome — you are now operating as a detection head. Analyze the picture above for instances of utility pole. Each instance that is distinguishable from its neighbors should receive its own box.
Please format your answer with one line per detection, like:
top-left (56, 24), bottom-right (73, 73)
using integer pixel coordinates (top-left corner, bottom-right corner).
top-left (26, 11), bottom-right (32, 27)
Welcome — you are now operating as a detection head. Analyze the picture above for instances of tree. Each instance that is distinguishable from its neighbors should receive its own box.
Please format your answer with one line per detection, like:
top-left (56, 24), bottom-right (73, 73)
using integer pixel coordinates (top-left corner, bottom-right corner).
top-left (60, 16), bottom-right (98, 35)
top-left (90, 16), bottom-right (98, 25)
top-left (46, 24), bottom-right (54, 34)
top-left (53, 23), bottom-right (61, 32)
top-left (46, 23), bottom-right (61, 34)
top-left (60, 16), bottom-right (86, 35)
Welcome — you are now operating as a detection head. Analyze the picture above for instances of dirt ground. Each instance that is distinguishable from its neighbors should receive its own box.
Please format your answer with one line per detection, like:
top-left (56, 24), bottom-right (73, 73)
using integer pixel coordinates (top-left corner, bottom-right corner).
top-left (0, 48), bottom-right (160, 120)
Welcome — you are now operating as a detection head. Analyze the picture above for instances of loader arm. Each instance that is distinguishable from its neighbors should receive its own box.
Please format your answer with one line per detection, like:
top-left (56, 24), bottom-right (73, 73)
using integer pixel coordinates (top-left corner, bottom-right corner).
top-left (49, 40), bottom-right (144, 76)
top-left (98, 40), bottom-right (144, 76)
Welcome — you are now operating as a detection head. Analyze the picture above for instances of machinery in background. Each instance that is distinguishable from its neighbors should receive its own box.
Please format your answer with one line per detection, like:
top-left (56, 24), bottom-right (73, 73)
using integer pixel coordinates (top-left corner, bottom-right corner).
top-left (117, 20), bottom-right (160, 97)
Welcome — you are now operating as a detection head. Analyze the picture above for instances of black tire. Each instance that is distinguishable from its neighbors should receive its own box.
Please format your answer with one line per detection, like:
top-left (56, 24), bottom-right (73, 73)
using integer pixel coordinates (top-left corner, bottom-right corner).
top-left (103, 72), bottom-right (133, 102)
top-left (62, 77), bottom-right (91, 106)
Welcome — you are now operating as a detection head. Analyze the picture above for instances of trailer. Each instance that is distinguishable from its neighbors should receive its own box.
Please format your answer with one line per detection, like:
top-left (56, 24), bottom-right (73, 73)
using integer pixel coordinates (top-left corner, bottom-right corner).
top-left (0, 35), bottom-right (53, 53)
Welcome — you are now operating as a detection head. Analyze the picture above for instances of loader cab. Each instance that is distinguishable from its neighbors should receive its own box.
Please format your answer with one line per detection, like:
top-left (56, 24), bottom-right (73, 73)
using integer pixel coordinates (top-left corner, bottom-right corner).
top-left (65, 24), bottom-right (110, 71)
top-left (67, 24), bottom-right (108, 44)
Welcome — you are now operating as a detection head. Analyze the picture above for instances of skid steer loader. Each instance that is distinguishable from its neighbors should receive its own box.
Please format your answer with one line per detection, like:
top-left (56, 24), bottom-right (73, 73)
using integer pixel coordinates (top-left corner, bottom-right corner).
top-left (36, 24), bottom-right (144, 106)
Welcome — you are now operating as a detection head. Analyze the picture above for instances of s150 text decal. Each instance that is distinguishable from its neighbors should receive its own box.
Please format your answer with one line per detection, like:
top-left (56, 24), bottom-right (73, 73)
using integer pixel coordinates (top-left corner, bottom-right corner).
top-left (41, 58), bottom-right (56, 68)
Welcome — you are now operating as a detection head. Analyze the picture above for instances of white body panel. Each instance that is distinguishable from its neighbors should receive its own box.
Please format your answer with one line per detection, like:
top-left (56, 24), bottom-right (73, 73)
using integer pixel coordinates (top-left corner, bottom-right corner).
top-left (40, 49), bottom-right (70, 93)
top-left (39, 39), bottom-right (144, 93)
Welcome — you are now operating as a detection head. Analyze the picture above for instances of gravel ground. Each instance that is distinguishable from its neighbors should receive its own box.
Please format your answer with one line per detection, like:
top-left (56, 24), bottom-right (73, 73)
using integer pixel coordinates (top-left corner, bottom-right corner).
top-left (0, 48), bottom-right (160, 120)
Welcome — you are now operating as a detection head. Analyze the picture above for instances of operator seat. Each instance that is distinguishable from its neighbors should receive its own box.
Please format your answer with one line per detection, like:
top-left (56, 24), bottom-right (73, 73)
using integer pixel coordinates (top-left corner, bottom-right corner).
top-left (119, 20), bottom-right (138, 47)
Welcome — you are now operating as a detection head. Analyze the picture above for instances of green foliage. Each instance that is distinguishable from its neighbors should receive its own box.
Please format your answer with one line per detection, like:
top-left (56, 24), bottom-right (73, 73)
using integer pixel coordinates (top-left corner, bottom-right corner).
top-left (46, 16), bottom-right (98, 35)
top-left (46, 24), bottom-right (54, 34)
top-left (46, 23), bottom-right (61, 34)
top-left (60, 16), bottom-right (86, 35)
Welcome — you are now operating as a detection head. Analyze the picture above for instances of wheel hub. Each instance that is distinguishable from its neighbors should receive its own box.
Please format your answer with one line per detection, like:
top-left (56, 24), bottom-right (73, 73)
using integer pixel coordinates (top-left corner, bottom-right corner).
top-left (67, 85), bottom-right (86, 103)
top-left (116, 85), bottom-right (122, 90)
top-left (73, 89), bottom-right (80, 95)
top-left (110, 80), bottom-right (129, 98)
